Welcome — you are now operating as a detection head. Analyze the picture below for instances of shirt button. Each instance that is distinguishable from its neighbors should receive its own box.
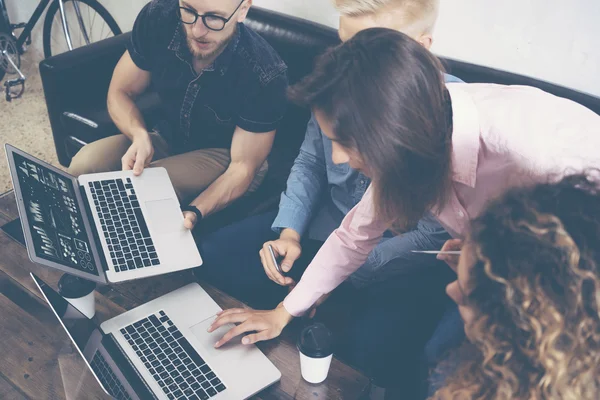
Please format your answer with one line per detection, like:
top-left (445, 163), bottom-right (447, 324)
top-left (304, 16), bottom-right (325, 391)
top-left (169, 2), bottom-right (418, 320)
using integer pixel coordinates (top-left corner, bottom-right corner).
top-left (360, 180), bottom-right (365, 185)
top-left (457, 210), bottom-right (465, 218)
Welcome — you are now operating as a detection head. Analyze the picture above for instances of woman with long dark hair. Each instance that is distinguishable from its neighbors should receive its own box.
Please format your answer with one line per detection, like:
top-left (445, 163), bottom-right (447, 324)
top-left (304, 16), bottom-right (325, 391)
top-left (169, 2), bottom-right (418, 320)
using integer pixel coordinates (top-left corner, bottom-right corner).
top-left (208, 27), bottom-right (600, 393)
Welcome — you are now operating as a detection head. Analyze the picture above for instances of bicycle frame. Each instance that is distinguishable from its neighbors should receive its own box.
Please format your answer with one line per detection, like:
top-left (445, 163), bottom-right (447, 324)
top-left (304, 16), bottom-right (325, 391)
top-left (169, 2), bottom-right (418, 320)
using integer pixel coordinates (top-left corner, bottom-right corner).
top-left (1, 0), bottom-right (51, 52)
top-left (0, 0), bottom-right (87, 54)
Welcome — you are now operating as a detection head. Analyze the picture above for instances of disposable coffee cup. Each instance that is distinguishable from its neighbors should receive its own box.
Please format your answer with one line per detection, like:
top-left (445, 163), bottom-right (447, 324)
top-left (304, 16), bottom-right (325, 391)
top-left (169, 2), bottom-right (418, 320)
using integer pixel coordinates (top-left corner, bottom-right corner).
top-left (58, 274), bottom-right (96, 319)
top-left (297, 323), bottom-right (334, 384)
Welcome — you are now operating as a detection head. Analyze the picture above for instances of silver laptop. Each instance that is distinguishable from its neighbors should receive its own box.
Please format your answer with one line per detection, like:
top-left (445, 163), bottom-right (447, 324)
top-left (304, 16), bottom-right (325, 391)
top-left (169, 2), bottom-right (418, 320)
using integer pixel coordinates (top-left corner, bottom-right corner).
top-left (6, 144), bottom-right (202, 284)
top-left (31, 273), bottom-right (281, 399)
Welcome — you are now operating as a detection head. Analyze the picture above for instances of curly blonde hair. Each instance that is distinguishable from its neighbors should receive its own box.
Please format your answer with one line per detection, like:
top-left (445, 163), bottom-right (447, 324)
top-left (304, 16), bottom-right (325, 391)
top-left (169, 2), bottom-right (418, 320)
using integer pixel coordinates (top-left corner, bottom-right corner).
top-left (432, 173), bottom-right (600, 400)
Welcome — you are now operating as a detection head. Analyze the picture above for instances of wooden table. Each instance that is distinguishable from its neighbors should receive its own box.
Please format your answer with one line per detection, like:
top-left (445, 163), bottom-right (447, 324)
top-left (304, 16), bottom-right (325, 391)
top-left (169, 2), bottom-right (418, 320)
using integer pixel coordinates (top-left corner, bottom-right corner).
top-left (0, 190), bottom-right (369, 400)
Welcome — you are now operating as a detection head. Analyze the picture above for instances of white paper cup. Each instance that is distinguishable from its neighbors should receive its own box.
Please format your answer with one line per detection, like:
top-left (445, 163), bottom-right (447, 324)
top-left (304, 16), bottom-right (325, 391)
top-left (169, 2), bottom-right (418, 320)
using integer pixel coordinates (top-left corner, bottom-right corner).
top-left (58, 274), bottom-right (96, 319)
top-left (297, 323), bottom-right (334, 384)
top-left (63, 291), bottom-right (96, 319)
top-left (299, 352), bottom-right (333, 384)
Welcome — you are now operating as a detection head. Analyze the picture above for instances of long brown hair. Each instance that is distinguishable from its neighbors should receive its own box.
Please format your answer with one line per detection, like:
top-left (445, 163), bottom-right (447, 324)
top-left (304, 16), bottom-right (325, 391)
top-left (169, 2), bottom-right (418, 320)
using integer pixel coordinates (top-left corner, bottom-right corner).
top-left (433, 173), bottom-right (600, 399)
top-left (288, 28), bottom-right (453, 232)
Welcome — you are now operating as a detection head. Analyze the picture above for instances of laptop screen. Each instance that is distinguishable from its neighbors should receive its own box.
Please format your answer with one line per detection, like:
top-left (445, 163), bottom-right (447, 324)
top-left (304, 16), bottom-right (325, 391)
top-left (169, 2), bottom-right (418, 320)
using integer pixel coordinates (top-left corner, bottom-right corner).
top-left (30, 274), bottom-right (119, 397)
top-left (11, 152), bottom-right (99, 276)
top-left (32, 273), bottom-right (98, 353)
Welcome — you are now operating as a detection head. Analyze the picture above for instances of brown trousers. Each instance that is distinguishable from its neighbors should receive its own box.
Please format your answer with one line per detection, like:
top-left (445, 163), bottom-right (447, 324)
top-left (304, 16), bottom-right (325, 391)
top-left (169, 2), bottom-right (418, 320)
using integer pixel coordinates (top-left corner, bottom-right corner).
top-left (67, 134), bottom-right (268, 203)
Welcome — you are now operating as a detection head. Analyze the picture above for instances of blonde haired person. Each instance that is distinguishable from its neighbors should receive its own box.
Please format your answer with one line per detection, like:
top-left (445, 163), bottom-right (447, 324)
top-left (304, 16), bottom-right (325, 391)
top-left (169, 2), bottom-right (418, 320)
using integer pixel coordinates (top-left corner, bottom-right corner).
top-left (335, 0), bottom-right (440, 46)
top-left (433, 173), bottom-right (600, 399)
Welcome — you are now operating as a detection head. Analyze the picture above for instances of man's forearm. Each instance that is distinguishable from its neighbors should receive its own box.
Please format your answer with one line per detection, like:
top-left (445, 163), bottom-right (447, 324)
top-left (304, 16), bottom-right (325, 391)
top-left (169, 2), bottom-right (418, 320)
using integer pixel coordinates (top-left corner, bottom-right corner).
top-left (107, 90), bottom-right (148, 141)
top-left (190, 164), bottom-right (256, 217)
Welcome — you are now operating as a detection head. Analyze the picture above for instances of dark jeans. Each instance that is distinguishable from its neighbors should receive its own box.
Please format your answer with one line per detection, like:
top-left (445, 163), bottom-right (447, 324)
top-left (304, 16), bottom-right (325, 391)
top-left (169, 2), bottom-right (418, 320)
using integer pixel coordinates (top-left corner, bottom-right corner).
top-left (195, 211), bottom-right (455, 397)
top-left (423, 304), bottom-right (465, 396)
top-left (195, 210), bottom-right (320, 310)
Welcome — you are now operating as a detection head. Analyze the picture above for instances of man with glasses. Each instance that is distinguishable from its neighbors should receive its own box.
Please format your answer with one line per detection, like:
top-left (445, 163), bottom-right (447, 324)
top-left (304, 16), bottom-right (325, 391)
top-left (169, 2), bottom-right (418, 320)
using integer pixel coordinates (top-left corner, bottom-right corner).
top-left (68, 0), bottom-right (288, 228)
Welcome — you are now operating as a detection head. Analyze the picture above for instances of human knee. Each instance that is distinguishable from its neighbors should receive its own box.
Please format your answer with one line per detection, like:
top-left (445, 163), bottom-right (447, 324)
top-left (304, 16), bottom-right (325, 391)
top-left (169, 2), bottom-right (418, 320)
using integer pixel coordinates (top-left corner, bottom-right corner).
top-left (67, 137), bottom-right (127, 176)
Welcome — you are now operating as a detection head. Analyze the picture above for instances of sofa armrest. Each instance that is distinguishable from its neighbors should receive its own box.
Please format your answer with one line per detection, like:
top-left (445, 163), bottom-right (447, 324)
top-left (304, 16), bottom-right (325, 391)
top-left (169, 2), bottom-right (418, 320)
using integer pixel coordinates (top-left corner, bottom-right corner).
top-left (40, 33), bottom-right (132, 166)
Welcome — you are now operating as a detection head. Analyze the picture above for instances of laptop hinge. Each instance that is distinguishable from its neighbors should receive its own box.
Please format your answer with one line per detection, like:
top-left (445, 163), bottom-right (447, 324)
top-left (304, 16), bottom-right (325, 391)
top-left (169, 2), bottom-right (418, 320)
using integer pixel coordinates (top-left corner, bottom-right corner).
top-left (79, 185), bottom-right (109, 272)
top-left (102, 333), bottom-right (157, 400)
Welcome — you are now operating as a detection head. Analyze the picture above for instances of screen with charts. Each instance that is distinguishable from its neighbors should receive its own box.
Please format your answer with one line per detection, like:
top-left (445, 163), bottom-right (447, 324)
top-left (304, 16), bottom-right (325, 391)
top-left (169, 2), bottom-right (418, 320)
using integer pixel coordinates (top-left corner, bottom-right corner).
top-left (12, 153), bottom-right (99, 276)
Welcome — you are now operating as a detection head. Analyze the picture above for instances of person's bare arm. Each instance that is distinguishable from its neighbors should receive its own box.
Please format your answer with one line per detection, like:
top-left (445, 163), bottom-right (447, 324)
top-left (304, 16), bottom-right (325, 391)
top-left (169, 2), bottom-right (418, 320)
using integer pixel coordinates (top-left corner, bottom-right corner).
top-left (183, 127), bottom-right (275, 227)
top-left (107, 51), bottom-right (154, 174)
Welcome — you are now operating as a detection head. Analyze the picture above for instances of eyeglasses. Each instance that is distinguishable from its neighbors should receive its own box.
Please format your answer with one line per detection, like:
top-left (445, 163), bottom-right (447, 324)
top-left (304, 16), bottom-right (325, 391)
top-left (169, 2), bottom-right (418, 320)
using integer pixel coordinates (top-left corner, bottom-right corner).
top-left (178, 0), bottom-right (245, 32)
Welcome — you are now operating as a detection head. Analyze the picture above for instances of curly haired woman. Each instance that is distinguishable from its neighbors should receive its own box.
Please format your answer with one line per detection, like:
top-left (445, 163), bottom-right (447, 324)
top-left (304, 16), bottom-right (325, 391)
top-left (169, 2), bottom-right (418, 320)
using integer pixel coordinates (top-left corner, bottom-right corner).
top-left (433, 173), bottom-right (600, 400)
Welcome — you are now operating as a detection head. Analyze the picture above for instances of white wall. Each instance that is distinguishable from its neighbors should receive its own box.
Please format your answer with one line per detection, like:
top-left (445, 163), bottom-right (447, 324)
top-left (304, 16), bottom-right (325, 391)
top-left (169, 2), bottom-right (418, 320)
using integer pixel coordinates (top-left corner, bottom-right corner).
top-left (256, 0), bottom-right (600, 97)
top-left (7, 0), bottom-right (600, 97)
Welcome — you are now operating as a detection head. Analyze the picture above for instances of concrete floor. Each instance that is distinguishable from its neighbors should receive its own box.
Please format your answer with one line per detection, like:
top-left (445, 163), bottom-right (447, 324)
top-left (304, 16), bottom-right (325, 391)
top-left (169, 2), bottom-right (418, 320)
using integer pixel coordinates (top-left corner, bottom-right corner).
top-left (0, 53), bottom-right (62, 193)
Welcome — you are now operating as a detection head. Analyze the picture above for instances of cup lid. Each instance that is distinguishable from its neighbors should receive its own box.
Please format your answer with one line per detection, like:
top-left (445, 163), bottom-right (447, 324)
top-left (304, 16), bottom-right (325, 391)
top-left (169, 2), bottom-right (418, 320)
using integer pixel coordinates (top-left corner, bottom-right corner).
top-left (58, 274), bottom-right (96, 298)
top-left (297, 323), bottom-right (333, 358)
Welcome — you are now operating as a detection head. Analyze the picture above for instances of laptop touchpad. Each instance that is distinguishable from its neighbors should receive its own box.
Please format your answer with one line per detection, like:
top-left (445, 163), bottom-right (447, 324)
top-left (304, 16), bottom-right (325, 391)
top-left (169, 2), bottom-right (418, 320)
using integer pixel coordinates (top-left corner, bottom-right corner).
top-left (144, 199), bottom-right (183, 234)
top-left (190, 316), bottom-right (242, 357)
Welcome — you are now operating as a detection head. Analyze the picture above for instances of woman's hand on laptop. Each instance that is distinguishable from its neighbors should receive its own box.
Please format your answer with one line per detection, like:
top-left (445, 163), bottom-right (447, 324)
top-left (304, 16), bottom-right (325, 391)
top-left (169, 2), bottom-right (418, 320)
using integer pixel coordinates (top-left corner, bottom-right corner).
top-left (122, 132), bottom-right (154, 176)
top-left (209, 303), bottom-right (294, 348)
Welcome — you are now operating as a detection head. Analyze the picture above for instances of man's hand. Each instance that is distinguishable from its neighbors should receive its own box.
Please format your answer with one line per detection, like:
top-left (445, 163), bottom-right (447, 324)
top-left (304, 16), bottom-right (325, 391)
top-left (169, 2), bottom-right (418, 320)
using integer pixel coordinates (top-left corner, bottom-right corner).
top-left (183, 211), bottom-right (198, 230)
top-left (121, 132), bottom-right (154, 176)
top-left (259, 229), bottom-right (301, 286)
top-left (209, 303), bottom-right (294, 348)
top-left (437, 239), bottom-right (464, 272)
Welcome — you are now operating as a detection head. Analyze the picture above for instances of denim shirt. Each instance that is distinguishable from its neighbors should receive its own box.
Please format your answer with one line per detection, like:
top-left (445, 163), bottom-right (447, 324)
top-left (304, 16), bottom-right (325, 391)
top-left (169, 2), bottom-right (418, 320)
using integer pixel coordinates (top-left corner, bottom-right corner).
top-left (273, 73), bottom-right (463, 285)
top-left (127, 3), bottom-right (288, 153)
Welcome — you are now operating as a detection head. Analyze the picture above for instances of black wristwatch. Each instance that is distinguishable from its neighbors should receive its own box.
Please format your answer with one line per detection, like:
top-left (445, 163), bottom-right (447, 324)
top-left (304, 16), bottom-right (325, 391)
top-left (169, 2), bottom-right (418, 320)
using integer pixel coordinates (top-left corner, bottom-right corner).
top-left (181, 205), bottom-right (203, 222)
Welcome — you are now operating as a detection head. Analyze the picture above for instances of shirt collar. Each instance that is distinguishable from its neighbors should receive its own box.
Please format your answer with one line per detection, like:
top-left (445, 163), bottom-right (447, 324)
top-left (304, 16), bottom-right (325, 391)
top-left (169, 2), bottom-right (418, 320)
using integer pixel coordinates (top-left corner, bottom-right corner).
top-left (447, 83), bottom-right (481, 188)
top-left (167, 23), bottom-right (241, 76)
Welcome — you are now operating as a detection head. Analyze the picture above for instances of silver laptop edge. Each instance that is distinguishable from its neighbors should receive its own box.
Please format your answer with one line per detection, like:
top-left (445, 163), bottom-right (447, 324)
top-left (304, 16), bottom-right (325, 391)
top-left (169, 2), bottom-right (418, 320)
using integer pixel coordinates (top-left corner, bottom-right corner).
top-left (30, 273), bottom-right (114, 397)
top-left (6, 144), bottom-right (107, 284)
top-left (101, 284), bottom-right (281, 399)
top-left (5, 144), bottom-right (202, 284)
top-left (32, 273), bottom-right (280, 399)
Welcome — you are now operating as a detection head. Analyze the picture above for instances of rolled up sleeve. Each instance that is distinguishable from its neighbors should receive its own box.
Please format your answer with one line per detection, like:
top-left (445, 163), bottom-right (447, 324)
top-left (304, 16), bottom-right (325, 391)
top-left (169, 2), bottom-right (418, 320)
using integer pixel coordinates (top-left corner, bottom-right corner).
top-left (272, 114), bottom-right (328, 237)
top-left (127, 4), bottom-right (159, 71)
top-left (236, 71), bottom-right (288, 133)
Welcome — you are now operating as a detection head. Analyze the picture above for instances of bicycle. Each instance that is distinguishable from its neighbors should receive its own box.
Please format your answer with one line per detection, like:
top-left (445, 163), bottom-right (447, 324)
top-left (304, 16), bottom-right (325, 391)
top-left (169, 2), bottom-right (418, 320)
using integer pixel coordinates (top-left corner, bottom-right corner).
top-left (0, 0), bottom-right (122, 101)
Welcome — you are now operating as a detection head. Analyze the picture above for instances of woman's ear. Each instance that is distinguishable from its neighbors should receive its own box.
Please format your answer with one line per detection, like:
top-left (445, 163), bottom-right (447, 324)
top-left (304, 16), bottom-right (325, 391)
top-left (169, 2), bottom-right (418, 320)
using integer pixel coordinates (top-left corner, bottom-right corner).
top-left (417, 33), bottom-right (434, 50)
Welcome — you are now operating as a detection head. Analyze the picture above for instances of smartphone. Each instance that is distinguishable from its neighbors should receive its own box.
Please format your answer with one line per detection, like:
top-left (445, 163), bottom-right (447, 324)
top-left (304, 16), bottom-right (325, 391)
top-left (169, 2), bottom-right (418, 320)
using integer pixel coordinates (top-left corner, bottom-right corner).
top-left (268, 244), bottom-right (286, 276)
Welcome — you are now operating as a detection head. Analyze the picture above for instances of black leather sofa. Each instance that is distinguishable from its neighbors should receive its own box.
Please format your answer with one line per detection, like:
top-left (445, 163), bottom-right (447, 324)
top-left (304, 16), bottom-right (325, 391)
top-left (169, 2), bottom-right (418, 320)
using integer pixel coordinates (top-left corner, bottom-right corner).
top-left (39, 7), bottom-right (600, 233)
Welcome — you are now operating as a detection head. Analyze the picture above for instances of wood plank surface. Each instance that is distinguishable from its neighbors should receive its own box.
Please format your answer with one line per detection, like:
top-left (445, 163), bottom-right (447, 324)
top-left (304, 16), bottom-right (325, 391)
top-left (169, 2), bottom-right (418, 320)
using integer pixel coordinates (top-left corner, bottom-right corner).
top-left (0, 291), bottom-right (108, 399)
top-left (0, 191), bottom-right (19, 219)
top-left (0, 372), bottom-right (28, 400)
top-left (0, 191), bottom-right (370, 399)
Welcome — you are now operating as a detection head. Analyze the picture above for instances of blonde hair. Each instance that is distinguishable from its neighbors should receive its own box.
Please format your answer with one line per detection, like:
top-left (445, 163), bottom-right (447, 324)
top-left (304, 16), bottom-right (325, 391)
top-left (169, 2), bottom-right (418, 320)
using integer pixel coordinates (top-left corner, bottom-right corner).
top-left (333, 0), bottom-right (440, 34)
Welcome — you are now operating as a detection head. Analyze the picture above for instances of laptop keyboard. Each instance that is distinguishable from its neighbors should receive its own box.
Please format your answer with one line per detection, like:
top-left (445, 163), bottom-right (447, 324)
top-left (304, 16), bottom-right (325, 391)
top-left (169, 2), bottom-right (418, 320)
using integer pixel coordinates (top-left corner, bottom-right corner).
top-left (121, 311), bottom-right (226, 400)
top-left (90, 350), bottom-right (133, 400)
top-left (88, 178), bottom-right (160, 272)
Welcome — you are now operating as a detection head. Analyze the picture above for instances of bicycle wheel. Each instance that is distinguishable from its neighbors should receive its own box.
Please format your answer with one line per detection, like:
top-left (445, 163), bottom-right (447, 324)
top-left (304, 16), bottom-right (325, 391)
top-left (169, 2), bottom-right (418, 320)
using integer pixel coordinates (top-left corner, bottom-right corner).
top-left (43, 0), bottom-right (122, 58)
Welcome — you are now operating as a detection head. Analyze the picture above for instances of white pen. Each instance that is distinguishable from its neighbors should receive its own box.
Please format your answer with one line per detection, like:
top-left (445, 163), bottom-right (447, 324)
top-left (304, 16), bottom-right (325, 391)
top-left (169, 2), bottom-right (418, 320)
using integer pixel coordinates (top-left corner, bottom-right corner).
top-left (411, 250), bottom-right (462, 255)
